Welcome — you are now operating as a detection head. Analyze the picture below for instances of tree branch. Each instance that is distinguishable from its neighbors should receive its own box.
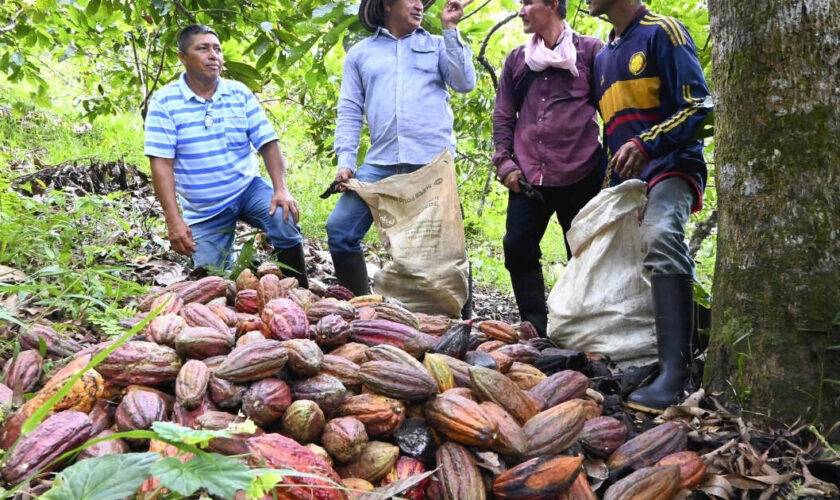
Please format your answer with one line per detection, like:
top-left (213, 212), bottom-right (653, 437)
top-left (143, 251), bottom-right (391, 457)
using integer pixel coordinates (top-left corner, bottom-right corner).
top-left (689, 209), bottom-right (718, 259)
top-left (142, 37), bottom-right (169, 120)
top-left (0, 9), bottom-right (22, 33)
top-left (172, 0), bottom-right (196, 22)
top-left (128, 32), bottom-right (146, 99)
top-left (478, 12), bottom-right (517, 91)
top-left (461, 0), bottom-right (493, 22)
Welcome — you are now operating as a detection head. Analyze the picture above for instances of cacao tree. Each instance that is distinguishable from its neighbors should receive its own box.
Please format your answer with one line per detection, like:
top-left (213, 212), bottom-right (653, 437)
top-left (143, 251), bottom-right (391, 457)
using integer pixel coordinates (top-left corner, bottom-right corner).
top-left (706, 0), bottom-right (840, 425)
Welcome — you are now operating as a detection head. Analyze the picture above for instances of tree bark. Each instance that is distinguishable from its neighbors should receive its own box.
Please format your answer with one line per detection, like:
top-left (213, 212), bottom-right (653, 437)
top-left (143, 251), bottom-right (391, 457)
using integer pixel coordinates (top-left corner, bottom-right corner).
top-left (706, 0), bottom-right (840, 425)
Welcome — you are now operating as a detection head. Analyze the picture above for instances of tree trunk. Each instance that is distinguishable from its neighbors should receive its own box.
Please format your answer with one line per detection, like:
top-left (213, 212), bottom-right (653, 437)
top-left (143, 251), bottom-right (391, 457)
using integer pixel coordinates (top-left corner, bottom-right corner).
top-left (706, 1), bottom-right (840, 425)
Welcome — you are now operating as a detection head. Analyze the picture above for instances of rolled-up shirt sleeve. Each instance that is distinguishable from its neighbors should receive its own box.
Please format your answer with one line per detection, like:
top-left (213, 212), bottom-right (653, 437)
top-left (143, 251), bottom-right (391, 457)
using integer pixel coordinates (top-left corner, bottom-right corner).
top-left (334, 50), bottom-right (365, 172)
top-left (492, 54), bottom-right (519, 182)
top-left (439, 29), bottom-right (475, 94)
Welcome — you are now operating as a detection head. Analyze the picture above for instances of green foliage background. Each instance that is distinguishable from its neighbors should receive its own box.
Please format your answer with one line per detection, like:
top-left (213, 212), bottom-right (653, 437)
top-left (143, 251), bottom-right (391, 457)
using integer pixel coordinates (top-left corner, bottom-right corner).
top-left (0, 0), bottom-right (714, 323)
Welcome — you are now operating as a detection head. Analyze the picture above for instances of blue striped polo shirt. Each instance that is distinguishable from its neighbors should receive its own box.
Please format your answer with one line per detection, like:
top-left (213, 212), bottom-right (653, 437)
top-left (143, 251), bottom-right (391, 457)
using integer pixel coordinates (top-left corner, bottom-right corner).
top-left (144, 73), bottom-right (279, 224)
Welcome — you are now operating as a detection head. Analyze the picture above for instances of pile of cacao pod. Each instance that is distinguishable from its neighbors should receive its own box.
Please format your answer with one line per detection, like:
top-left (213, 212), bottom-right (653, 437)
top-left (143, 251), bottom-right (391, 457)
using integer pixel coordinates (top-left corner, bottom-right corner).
top-left (0, 263), bottom-right (709, 499)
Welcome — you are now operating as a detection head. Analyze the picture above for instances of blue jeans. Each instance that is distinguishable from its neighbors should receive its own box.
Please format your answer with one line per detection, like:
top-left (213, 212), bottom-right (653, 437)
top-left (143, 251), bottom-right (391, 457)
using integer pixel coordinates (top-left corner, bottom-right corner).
top-left (189, 176), bottom-right (302, 269)
top-left (641, 176), bottom-right (697, 275)
top-left (326, 163), bottom-right (424, 255)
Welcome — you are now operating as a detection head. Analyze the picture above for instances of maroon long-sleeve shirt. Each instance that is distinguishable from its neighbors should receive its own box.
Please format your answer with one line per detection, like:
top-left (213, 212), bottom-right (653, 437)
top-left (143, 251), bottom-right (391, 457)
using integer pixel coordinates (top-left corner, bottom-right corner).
top-left (493, 34), bottom-right (605, 186)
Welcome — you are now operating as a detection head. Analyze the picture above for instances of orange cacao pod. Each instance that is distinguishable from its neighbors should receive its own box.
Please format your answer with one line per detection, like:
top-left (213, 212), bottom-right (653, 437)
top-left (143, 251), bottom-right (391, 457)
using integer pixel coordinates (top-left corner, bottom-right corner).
top-left (359, 360), bottom-right (437, 401)
top-left (492, 454), bottom-right (583, 500)
top-left (330, 342), bottom-right (370, 365)
top-left (469, 366), bottom-right (540, 425)
top-left (477, 320), bottom-right (518, 343)
top-left (480, 401), bottom-right (528, 457)
top-left (337, 394), bottom-right (405, 437)
top-left (506, 362), bottom-right (546, 390)
top-left (655, 450), bottom-right (706, 489)
top-left (424, 393), bottom-right (498, 448)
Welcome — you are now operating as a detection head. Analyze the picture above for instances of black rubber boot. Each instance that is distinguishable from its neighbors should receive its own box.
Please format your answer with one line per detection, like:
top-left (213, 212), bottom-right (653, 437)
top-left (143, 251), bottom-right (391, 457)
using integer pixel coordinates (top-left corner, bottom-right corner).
top-left (626, 273), bottom-right (694, 414)
top-left (331, 251), bottom-right (370, 296)
top-left (460, 260), bottom-right (474, 320)
top-left (273, 243), bottom-right (309, 289)
top-left (509, 269), bottom-right (548, 337)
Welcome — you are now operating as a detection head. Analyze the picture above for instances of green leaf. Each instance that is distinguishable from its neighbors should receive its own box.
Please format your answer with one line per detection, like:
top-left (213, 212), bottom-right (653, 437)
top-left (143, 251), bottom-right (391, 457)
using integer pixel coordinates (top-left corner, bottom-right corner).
top-left (312, 2), bottom-right (338, 19)
top-left (152, 453), bottom-right (253, 499)
top-left (151, 421), bottom-right (237, 448)
top-left (10, 52), bottom-right (24, 68)
top-left (85, 0), bottom-right (101, 17)
top-left (41, 453), bottom-right (159, 500)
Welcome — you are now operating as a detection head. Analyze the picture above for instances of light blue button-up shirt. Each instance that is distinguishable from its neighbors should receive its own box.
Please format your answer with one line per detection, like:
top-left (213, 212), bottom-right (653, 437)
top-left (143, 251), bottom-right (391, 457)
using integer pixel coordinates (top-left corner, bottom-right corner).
top-left (335, 27), bottom-right (476, 171)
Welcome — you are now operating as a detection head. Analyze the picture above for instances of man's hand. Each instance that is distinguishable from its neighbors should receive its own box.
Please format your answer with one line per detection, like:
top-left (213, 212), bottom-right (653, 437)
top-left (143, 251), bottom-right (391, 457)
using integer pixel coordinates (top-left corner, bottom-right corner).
top-left (502, 169), bottom-right (524, 193)
top-left (441, 0), bottom-right (474, 29)
top-left (166, 216), bottom-right (196, 257)
top-left (335, 167), bottom-right (354, 193)
top-left (611, 140), bottom-right (649, 179)
top-left (270, 187), bottom-right (300, 224)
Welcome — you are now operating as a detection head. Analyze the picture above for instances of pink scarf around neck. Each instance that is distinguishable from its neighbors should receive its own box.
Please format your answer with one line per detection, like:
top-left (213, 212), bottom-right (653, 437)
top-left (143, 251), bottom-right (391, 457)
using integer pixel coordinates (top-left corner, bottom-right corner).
top-left (524, 22), bottom-right (578, 77)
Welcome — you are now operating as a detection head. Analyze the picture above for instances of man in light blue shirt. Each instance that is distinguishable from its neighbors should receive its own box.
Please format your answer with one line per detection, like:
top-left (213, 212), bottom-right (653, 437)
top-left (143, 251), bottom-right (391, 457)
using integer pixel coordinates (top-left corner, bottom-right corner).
top-left (144, 25), bottom-right (308, 287)
top-left (327, 0), bottom-right (476, 299)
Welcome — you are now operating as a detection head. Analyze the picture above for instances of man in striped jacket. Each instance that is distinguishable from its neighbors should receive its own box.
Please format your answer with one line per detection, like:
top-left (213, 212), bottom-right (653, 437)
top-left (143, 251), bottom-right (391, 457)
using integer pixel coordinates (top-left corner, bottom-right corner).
top-left (588, 0), bottom-right (712, 413)
top-left (144, 25), bottom-right (308, 287)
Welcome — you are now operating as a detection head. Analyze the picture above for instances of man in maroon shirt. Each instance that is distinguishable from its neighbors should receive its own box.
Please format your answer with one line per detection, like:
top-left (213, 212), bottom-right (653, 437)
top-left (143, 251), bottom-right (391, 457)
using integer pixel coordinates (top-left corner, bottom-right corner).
top-left (493, 0), bottom-right (605, 336)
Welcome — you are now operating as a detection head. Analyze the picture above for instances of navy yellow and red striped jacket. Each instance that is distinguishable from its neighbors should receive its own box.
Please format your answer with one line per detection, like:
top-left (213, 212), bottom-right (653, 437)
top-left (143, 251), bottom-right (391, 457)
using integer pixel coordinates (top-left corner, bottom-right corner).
top-left (593, 7), bottom-right (711, 211)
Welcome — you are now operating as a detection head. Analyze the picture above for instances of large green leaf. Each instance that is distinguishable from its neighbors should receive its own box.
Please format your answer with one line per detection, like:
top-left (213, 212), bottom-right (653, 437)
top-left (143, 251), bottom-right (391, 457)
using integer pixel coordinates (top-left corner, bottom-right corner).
top-left (40, 453), bottom-right (159, 500)
top-left (151, 452), bottom-right (253, 498)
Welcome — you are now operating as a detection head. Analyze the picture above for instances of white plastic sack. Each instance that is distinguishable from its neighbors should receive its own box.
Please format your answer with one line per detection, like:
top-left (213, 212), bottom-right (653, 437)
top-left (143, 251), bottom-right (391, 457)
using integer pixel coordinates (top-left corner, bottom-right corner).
top-left (547, 180), bottom-right (656, 368)
top-left (345, 150), bottom-right (469, 318)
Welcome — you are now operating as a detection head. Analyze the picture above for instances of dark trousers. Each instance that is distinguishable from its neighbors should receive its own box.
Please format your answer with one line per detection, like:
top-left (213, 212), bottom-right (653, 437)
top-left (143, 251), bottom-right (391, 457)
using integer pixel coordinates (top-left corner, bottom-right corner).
top-left (503, 167), bottom-right (602, 272)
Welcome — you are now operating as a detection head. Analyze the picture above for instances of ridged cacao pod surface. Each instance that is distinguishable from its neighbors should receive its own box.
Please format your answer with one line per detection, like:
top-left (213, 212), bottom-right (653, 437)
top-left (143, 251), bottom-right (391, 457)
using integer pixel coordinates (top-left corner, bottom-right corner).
top-left (330, 342), bottom-right (369, 365)
top-left (322, 416), bottom-right (369, 463)
top-left (349, 319), bottom-right (434, 359)
top-left (381, 456), bottom-right (428, 500)
top-left (359, 360), bottom-right (437, 401)
top-left (337, 394), bottom-right (405, 437)
top-left (262, 298), bottom-right (310, 340)
top-left (292, 374), bottom-right (348, 416)
top-left (242, 378), bottom-right (292, 428)
top-left (431, 322), bottom-right (471, 358)
top-left (607, 422), bottom-right (687, 470)
top-left (480, 401), bottom-right (528, 457)
top-left (115, 386), bottom-right (169, 435)
top-left (2, 411), bottom-right (92, 484)
top-left (248, 433), bottom-right (348, 500)
top-left (175, 326), bottom-right (233, 360)
top-left (181, 302), bottom-right (230, 335)
top-left (603, 465), bottom-right (681, 500)
top-left (95, 341), bottom-right (181, 386)
top-left (579, 416), bottom-right (628, 458)
top-left (213, 340), bottom-right (288, 382)
top-left (281, 400), bottom-right (325, 443)
top-left (495, 344), bottom-right (541, 364)
top-left (492, 454), bottom-right (583, 500)
top-left (470, 366), bottom-right (539, 425)
top-left (320, 355), bottom-right (361, 391)
top-left (655, 450), bottom-right (707, 489)
top-left (523, 399), bottom-right (590, 458)
top-left (313, 314), bottom-right (352, 349)
top-left (77, 429), bottom-right (130, 460)
top-left (335, 441), bottom-right (399, 483)
top-left (146, 313), bottom-right (187, 346)
top-left (477, 320), bottom-right (518, 343)
top-left (19, 323), bottom-right (83, 358)
top-left (3, 350), bottom-right (42, 393)
top-left (529, 370), bottom-right (589, 408)
top-left (435, 441), bottom-right (485, 500)
top-left (424, 393), bottom-right (498, 448)
top-left (284, 339), bottom-right (323, 376)
top-left (308, 300), bottom-right (356, 323)
top-left (175, 359), bottom-right (210, 409)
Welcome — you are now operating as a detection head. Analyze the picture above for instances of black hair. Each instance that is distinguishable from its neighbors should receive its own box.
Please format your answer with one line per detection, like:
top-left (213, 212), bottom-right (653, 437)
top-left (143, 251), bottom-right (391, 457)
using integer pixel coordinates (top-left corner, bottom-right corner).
top-left (177, 24), bottom-right (218, 53)
top-left (538, 0), bottom-right (567, 18)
